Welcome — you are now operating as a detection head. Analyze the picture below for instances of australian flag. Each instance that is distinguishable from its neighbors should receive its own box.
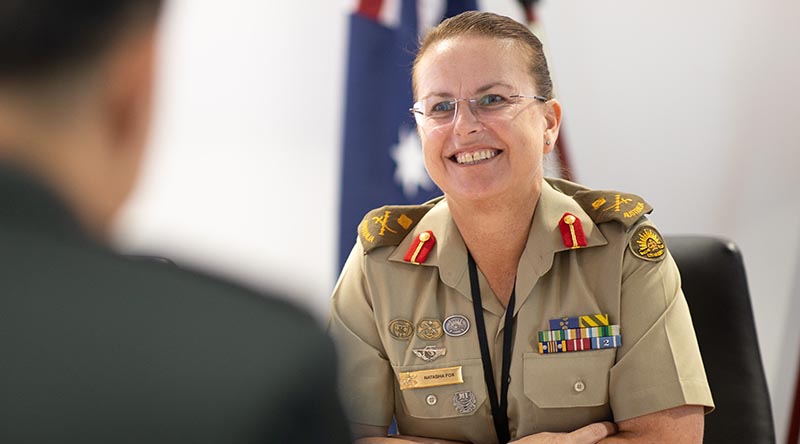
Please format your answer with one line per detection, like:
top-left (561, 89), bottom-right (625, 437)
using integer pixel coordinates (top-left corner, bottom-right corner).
top-left (338, 0), bottom-right (478, 269)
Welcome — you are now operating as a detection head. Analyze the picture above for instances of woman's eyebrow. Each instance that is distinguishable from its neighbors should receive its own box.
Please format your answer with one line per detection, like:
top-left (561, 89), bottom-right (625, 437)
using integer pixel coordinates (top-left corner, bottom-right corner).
top-left (474, 82), bottom-right (514, 94)
top-left (421, 82), bottom-right (515, 100)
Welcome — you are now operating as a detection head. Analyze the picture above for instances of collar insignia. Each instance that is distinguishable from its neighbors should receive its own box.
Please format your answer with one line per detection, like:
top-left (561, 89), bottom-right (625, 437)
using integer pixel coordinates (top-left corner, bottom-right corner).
top-left (404, 230), bottom-right (436, 264)
top-left (558, 212), bottom-right (587, 249)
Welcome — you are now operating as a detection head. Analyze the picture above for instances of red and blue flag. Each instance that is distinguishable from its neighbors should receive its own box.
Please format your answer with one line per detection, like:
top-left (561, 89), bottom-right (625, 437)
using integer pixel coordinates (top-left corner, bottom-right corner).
top-left (338, 0), bottom-right (478, 268)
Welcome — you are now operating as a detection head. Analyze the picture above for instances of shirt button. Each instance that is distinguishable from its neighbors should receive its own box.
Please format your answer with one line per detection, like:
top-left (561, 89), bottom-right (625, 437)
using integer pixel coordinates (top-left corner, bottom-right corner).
top-left (574, 380), bottom-right (586, 393)
top-left (426, 394), bottom-right (438, 406)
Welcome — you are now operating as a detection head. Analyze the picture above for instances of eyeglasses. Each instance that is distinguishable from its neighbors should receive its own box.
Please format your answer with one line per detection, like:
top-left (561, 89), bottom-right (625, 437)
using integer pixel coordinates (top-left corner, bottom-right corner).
top-left (410, 93), bottom-right (547, 130)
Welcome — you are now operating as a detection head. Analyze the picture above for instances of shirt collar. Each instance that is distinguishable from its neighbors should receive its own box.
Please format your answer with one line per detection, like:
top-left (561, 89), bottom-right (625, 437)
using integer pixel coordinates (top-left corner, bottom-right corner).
top-left (515, 179), bottom-right (608, 308)
top-left (388, 179), bottom-right (609, 308)
top-left (388, 198), bottom-right (470, 296)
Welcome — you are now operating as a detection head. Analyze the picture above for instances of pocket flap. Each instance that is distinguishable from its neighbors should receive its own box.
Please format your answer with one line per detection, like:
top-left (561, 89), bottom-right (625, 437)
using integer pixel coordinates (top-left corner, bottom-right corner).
top-left (523, 350), bottom-right (614, 408)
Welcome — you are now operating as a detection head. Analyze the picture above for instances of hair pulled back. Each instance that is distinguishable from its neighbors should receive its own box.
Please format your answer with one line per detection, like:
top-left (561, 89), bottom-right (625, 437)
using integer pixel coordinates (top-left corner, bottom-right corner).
top-left (412, 11), bottom-right (553, 100)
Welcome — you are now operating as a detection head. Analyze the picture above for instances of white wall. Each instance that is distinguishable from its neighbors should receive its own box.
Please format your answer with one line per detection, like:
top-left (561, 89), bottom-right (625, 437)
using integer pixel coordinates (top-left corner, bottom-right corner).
top-left (116, 0), bottom-right (800, 441)
top-left (117, 0), bottom-right (347, 317)
top-left (538, 3), bottom-right (800, 442)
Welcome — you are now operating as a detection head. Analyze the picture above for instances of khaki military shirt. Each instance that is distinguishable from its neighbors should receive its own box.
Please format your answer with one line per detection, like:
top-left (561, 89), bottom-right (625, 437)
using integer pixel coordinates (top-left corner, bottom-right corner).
top-left (329, 179), bottom-right (714, 444)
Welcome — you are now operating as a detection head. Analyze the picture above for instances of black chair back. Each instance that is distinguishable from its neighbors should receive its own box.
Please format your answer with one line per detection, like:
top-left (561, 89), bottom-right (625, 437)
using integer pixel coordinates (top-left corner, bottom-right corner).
top-left (667, 236), bottom-right (775, 444)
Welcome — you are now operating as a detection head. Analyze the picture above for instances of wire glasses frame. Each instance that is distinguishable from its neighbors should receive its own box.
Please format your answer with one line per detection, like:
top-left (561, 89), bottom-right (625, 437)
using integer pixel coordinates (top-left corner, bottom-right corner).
top-left (410, 93), bottom-right (548, 129)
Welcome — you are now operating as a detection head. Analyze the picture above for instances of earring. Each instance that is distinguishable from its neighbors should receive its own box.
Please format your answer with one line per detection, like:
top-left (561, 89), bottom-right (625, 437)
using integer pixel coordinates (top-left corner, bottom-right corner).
top-left (545, 140), bottom-right (551, 145)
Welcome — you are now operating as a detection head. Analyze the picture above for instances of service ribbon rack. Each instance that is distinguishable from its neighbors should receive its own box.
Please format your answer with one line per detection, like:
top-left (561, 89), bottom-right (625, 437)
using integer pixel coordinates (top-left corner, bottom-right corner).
top-left (537, 314), bottom-right (622, 354)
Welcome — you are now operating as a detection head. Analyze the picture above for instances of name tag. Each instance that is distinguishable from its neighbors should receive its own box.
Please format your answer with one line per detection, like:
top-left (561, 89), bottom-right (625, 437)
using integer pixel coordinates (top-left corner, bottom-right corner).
top-left (398, 366), bottom-right (464, 391)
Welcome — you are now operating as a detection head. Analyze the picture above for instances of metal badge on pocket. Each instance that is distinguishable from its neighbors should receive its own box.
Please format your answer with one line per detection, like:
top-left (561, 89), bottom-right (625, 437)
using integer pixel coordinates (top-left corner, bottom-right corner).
top-left (443, 314), bottom-right (470, 336)
top-left (412, 345), bottom-right (446, 362)
top-left (452, 390), bottom-right (477, 414)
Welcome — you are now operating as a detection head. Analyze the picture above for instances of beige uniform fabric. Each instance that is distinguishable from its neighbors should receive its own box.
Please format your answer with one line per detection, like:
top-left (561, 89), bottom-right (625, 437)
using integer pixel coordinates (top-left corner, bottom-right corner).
top-left (328, 178), bottom-right (714, 444)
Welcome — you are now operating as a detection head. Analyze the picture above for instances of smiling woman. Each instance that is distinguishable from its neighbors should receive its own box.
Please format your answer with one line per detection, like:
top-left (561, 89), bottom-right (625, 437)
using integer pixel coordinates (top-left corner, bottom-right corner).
top-left (328, 11), bottom-right (714, 444)
top-left (412, 38), bottom-right (556, 206)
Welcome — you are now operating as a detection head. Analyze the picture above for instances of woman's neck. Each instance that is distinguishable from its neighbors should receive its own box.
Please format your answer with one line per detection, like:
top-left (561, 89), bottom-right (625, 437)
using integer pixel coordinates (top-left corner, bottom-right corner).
top-left (448, 184), bottom-right (541, 306)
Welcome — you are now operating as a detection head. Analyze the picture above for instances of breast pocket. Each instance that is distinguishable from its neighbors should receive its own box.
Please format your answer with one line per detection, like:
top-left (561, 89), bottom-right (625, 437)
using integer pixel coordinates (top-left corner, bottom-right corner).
top-left (393, 358), bottom-right (487, 419)
top-left (523, 350), bottom-right (615, 408)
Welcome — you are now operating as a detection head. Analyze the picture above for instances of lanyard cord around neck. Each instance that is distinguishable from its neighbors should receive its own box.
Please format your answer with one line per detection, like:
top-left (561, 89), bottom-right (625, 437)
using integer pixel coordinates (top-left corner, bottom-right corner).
top-left (467, 252), bottom-right (516, 444)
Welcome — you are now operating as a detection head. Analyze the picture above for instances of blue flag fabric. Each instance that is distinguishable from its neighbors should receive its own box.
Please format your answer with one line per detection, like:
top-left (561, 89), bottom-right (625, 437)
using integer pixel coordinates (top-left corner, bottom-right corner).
top-left (338, 0), bottom-right (478, 270)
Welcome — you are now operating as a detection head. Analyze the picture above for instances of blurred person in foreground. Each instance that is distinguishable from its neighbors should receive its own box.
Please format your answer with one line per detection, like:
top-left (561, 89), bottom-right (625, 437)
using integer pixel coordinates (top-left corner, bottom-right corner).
top-left (0, 1), bottom-right (350, 443)
top-left (329, 11), bottom-right (713, 444)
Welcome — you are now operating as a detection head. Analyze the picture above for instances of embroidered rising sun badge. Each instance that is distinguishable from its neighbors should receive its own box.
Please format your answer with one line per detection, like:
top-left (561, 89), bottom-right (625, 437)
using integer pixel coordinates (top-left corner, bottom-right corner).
top-left (629, 225), bottom-right (667, 262)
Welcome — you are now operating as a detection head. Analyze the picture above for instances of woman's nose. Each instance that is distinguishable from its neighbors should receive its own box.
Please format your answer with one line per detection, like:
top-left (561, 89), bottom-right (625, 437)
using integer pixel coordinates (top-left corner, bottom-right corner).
top-left (453, 100), bottom-right (483, 136)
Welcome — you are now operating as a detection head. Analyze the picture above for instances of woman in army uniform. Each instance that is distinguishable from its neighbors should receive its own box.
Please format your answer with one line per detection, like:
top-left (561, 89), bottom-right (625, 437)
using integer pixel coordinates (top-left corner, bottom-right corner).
top-left (329, 11), bottom-right (713, 444)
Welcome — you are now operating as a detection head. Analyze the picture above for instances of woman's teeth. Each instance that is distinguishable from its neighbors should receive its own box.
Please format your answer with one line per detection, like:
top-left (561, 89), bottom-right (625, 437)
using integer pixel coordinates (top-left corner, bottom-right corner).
top-left (454, 150), bottom-right (498, 165)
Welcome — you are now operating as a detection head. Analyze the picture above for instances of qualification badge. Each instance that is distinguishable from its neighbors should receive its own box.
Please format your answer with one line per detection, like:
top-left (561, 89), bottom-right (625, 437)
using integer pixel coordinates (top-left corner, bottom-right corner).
top-left (452, 390), bottom-right (477, 414)
top-left (416, 319), bottom-right (443, 340)
top-left (443, 314), bottom-right (470, 337)
top-left (388, 319), bottom-right (414, 340)
top-left (412, 345), bottom-right (447, 362)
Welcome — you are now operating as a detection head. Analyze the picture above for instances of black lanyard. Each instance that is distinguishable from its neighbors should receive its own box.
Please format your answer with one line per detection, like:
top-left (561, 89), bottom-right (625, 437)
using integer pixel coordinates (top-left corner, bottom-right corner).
top-left (467, 252), bottom-right (516, 444)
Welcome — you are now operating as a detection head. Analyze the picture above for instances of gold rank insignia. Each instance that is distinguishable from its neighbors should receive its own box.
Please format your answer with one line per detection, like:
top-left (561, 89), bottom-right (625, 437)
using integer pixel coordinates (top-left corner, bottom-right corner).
top-left (573, 190), bottom-right (653, 229)
top-left (358, 204), bottom-right (436, 253)
top-left (629, 225), bottom-right (667, 262)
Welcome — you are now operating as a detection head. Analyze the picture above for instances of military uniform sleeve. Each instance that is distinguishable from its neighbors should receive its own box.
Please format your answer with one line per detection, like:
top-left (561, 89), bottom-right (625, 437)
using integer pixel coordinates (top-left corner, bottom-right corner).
top-left (608, 221), bottom-right (714, 421)
top-left (327, 242), bottom-right (395, 427)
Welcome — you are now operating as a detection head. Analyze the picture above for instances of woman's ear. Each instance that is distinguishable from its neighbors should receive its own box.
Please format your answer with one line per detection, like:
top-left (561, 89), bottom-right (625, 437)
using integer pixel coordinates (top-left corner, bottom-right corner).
top-left (543, 99), bottom-right (562, 154)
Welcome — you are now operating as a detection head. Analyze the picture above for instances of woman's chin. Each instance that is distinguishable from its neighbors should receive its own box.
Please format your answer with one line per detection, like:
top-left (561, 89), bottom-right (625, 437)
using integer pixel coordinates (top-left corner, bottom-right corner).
top-left (444, 182), bottom-right (510, 207)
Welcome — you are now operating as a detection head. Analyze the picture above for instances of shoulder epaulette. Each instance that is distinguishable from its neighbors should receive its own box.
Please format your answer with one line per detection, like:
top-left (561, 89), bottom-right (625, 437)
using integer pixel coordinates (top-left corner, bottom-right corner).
top-left (545, 178), bottom-right (653, 229)
top-left (573, 189), bottom-right (652, 230)
top-left (545, 177), bottom-right (589, 196)
top-left (358, 203), bottom-right (436, 253)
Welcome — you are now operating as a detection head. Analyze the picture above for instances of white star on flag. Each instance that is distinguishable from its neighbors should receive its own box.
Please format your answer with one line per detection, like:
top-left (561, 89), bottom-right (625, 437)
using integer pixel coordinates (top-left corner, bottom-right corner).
top-left (390, 126), bottom-right (436, 199)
